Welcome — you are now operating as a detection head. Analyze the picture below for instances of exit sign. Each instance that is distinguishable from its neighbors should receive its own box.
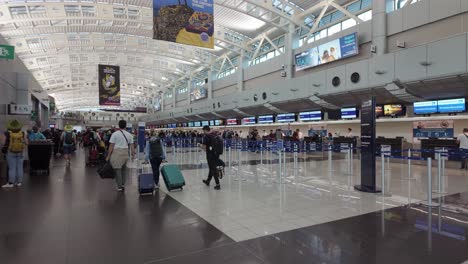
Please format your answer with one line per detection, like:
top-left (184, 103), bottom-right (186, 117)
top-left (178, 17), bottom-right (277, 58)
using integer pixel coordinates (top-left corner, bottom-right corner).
top-left (0, 44), bottom-right (14, 60)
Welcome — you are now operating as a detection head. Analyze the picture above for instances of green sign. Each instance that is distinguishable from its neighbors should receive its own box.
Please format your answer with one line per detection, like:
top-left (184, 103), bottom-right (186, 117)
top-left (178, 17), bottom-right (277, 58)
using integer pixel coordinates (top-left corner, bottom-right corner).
top-left (0, 44), bottom-right (14, 60)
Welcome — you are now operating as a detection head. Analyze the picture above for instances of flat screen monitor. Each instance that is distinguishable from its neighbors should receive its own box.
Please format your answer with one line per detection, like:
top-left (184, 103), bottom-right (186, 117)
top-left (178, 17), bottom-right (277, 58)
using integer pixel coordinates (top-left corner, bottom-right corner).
top-left (214, 120), bottom-right (223, 126)
top-left (295, 32), bottom-right (359, 71)
top-left (209, 120), bottom-right (215, 126)
top-left (341, 108), bottom-right (357, 119)
top-left (375, 105), bottom-right (384, 118)
top-left (258, 115), bottom-right (274, 124)
top-left (299, 111), bottom-right (322, 121)
top-left (277, 113), bottom-right (296, 123)
top-left (327, 109), bottom-right (341, 120)
top-left (188, 122), bottom-right (194, 127)
top-left (437, 98), bottom-right (466, 113)
top-left (241, 117), bottom-right (256, 125)
top-left (194, 121), bottom-right (201, 127)
top-left (227, 119), bottom-right (238, 126)
top-left (384, 104), bottom-right (405, 116)
top-left (414, 101), bottom-right (438, 115)
top-left (201, 121), bottom-right (209, 127)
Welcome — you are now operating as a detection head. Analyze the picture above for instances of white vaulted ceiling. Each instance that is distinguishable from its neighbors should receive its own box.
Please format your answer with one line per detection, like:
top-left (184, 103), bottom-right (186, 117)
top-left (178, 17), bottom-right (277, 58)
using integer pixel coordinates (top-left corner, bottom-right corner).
top-left (0, 0), bottom-right (328, 111)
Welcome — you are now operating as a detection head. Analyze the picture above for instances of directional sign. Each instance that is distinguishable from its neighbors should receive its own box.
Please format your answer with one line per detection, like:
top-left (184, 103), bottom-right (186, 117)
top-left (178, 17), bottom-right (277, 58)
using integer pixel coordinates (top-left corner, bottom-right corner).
top-left (0, 45), bottom-right (14, 60)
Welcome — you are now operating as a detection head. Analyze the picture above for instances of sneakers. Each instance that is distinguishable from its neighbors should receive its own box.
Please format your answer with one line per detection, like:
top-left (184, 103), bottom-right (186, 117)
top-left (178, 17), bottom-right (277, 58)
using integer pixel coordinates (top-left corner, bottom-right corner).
top-left (214, 185), bottom-right (221, 190)
top-left (16, 183), bottom-right (22, 187)
top-left (202, 179), bottom-right (210, 186)
top-left (2, 183), bottom-right (14, 188)
top-left (117, 187), bottom-right (125, 192)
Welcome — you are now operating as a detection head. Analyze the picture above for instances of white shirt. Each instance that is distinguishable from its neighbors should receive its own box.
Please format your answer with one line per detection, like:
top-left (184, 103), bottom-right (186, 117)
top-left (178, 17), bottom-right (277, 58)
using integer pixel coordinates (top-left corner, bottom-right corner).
top-left (457, 133), bottom-right (468, 149)
top-left (109, 130), bottom-right (134, 149)
top-left (346, 131), bottom-right (353, 137)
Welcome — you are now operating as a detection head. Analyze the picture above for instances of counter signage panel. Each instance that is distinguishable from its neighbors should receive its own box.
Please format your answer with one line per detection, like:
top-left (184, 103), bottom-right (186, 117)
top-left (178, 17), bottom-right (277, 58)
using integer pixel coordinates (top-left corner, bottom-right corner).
top-left (341, 108), bottom-right (357, 119)
top-left (295, 32), bottom-right (358, 71)
top-left (241, 117), bottom-right (256, 125)
top-left (299, 111), bottom-right (322, 121)
top-left (413, 120), bottom-right (454, 138)
top-left (277, 113), bottom-right (295, 123)
top-left (226, 119), bottom-right (238, 125)
top-left (414, 101), bottom-right (438, 115)
top-left (258, 115), bottom-right (274, 124)
top-left (437, 98), bottom-right (465, 113)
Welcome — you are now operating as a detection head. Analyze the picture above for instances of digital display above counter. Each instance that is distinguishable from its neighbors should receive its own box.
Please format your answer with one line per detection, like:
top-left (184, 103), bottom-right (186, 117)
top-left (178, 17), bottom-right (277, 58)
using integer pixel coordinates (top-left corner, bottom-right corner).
top-left (227, 119), bottom-right (238, 125)
top-left (209, 120), bottom-right (215, 126)
top-left (414, 101), bottom-right (438, 115)
top-left (188, 122), bottom-right (194, 127)
top-left (341, 108), bottom-right (357, 119)
top-left (384, 104), bottom-right (405, 116)
top-left (438, 98), bottom-right (465, 113)
top-left (241, 117), bottom-right (256, 125)
top-left (258, 115), bottom-right (274, 124)
top-left (201, 121), bottom-right (209, 127)
top-left (194, 121), bottom-right (201, 127)
top-left (299, 111), bottom-right (322, 121)
top-left (295, 32), bottom-right (359, 71)
top-left (277, 113), bottom-right (296, 123)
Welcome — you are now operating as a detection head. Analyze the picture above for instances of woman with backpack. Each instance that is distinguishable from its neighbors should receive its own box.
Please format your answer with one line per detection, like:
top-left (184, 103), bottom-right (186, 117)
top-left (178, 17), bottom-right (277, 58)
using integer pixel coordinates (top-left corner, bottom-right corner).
top-left (61, 125), bottom-right (76, 166)
top-left (2, 120), bottom-right (28, 188)
top-left (145, 130), bottom-right (167, 189)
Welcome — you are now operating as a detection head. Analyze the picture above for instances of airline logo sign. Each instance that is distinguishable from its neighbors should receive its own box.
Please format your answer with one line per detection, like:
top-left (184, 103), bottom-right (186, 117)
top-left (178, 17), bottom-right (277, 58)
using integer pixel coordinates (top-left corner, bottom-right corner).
top-left (0, 44), bottom-right (14, 60)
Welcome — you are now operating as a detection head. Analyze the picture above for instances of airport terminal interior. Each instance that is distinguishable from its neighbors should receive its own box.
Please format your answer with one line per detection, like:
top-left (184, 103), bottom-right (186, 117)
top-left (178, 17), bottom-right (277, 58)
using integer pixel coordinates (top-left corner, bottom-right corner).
top-left (2, 0), bottom-right (468, 263)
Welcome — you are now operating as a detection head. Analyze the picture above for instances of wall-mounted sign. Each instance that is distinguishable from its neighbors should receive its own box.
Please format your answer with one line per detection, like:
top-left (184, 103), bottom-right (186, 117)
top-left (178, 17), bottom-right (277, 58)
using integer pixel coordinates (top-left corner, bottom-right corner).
top-left (295, 32), bottom-right (359, 71)
top-left (413, 120), bottom-right (454, 138)
top-left (8, 104), bottom-right (31, 115)
top-left (0, 44), bottom-right (15, 60)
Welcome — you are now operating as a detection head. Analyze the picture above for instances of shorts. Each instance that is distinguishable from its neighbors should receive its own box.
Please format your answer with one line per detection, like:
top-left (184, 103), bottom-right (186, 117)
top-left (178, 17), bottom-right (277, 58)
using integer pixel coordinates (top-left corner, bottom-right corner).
top-left (63, 145), bottom-right (74, 154)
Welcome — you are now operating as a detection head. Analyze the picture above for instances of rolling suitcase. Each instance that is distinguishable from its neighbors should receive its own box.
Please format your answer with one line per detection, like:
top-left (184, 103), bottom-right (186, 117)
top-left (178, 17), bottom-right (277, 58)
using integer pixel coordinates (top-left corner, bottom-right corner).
top-left (161, 164), bottom-right (185, 191)
top-left (138, 161), bottom-right (155, 195)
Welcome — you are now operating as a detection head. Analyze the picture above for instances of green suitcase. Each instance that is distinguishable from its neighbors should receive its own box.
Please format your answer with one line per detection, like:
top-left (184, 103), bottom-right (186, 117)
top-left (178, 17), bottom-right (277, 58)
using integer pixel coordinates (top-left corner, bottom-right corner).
top-left (161, 164), bottom-right (185, 191)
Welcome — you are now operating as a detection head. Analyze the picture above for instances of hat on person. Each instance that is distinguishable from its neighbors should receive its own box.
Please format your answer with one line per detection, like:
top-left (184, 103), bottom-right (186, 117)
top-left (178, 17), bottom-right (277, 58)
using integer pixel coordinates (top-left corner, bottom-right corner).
top-left (64, 124), bottom-right (73, 132)
top-left (7, 119), bottom-right (22, 132)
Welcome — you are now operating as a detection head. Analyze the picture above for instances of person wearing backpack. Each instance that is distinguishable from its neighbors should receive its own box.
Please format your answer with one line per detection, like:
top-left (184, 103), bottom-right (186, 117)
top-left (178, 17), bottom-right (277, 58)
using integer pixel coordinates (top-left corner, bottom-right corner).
top-left (2, 120), bottom-right (28, 188)
top-left (61, 125), bottom-right (76, 166)
top-left (145, 130), bottom-right (167, 188)
top-left (200, 126), bottom-right (222, 190)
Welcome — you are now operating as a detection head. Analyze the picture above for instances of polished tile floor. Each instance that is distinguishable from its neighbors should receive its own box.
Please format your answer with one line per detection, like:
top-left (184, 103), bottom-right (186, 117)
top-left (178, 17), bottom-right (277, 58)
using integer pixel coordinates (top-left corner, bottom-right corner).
top-left (1, 147), bottom-right (468, 263)
top-left (155, 147), bottom-right (468, 241)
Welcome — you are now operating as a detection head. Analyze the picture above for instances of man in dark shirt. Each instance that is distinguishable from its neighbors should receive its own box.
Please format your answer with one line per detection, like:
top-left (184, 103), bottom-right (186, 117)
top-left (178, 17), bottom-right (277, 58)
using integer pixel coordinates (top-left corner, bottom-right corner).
top-left (200, 126), bottom-right (221, 190)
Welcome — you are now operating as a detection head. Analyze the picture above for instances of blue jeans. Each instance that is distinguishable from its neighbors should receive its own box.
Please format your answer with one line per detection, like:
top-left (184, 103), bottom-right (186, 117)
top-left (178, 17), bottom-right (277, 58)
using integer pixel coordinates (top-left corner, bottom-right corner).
top-left (7, 152), bottom-right (24, 184)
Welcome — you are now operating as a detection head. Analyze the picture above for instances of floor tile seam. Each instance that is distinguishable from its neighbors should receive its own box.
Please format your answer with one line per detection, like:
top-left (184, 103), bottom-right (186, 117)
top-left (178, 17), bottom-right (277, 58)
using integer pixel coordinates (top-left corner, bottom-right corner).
top-left (139, 241), bottom-right (240, 264)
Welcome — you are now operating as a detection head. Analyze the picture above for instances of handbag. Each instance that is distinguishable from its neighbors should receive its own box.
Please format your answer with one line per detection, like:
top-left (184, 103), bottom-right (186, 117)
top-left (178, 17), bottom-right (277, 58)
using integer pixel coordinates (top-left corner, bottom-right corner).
top-left (98, 162), bottom-right (115, 179)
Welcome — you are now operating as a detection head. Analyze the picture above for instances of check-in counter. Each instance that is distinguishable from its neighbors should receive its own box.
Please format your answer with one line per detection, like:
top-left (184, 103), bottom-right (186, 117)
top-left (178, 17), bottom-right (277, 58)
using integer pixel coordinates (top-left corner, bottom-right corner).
top-left (420, 138), bottom-right (458, 160)
top-left (376, 137), bottom-right (404, 156)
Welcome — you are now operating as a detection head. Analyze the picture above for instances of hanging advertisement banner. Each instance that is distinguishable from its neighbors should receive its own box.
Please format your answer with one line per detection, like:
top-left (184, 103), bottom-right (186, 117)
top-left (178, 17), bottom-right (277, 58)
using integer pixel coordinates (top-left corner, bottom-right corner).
top-left (413, 120), bottom-right (454, 138)
top-left (153, 0), bottom-right (214, 49)
top-left (190, 86), bottom-right (207, 101)
top-left (98, 64), bottom-right (120, 106)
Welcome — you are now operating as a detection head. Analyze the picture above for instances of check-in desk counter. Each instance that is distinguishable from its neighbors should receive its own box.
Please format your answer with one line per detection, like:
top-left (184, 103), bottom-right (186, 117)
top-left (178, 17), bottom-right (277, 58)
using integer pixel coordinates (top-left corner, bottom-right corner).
top-left (304, 136), bottom-right (323, 151)
top-left (420, 138), bottom-right (458, 160)
top-left (333, 137), bottom-right (358, 153)
top-left (376, 137), bottom-right (404, 156)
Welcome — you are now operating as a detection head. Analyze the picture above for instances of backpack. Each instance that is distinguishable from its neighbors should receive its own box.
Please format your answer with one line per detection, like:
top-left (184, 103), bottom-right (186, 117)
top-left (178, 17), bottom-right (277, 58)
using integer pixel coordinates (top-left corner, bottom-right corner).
top-left (149, 138), bottom-right (163, 158)
top-left (8, 131), bottom-right (25, 153)
top-left (64, 132), bottom-right (74, 145)
top-left (83, 132), bottom-right (93, 147)
top-left (212, 135), bottom-right (224, 155)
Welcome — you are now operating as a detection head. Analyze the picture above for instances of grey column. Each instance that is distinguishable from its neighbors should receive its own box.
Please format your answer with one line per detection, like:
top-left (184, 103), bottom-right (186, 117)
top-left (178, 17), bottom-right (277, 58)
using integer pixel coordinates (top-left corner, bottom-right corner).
top-left (285, 23), bottom-right (296, 79)
top-left (172, 87), bottom-right (176, 108)
top-left (187, 77), bottom-right (192, 104)
top-left (372, 0), bottom-right (387, 56)
top-left (237, 49), bottom-right (245, 91)
top-left (207, 66), bottom-right (213, 99)
top-left (16, 73), bottom-right (30, 105)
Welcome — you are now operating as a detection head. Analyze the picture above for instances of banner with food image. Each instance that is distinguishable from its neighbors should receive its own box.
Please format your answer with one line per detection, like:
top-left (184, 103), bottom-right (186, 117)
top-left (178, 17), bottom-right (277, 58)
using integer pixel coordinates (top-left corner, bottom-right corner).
top-left (153, 0), bottom-right (214, 49)
top-left (98, 64), bottom-right (120, 106)
top-left (413, 120), bottom-right (454, 138)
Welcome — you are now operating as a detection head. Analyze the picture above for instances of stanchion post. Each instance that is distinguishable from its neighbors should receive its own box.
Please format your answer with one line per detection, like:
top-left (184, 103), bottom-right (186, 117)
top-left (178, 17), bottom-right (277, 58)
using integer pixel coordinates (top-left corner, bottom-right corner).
top-left (437, 150), bottom-right (441, 193)
top-left (408, 149), bottom-right (412, 179)
top-left (350, 144), bottom-right (354, 176)
top-left (381, 149), bottom-right (385, 196)
top-left (427, 157), bottom-right (432, 207)
top-left (441, 147), bottom-right (446, 192)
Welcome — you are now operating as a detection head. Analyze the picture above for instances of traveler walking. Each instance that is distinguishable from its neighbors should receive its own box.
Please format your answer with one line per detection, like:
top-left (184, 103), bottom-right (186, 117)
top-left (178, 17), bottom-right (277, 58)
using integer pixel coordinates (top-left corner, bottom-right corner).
top-left (106, 120), bottom-right (135, 192)
top-left (2, 120), bottom-right (28, 188)
top-left (61, 125), bottom-right (76, 166)
top-left (145, 130), bottom-right (167, 188)
top-left (28, 126), bottom-right (46, 141)
top-left (200, 126), bottom-right (221, 190)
